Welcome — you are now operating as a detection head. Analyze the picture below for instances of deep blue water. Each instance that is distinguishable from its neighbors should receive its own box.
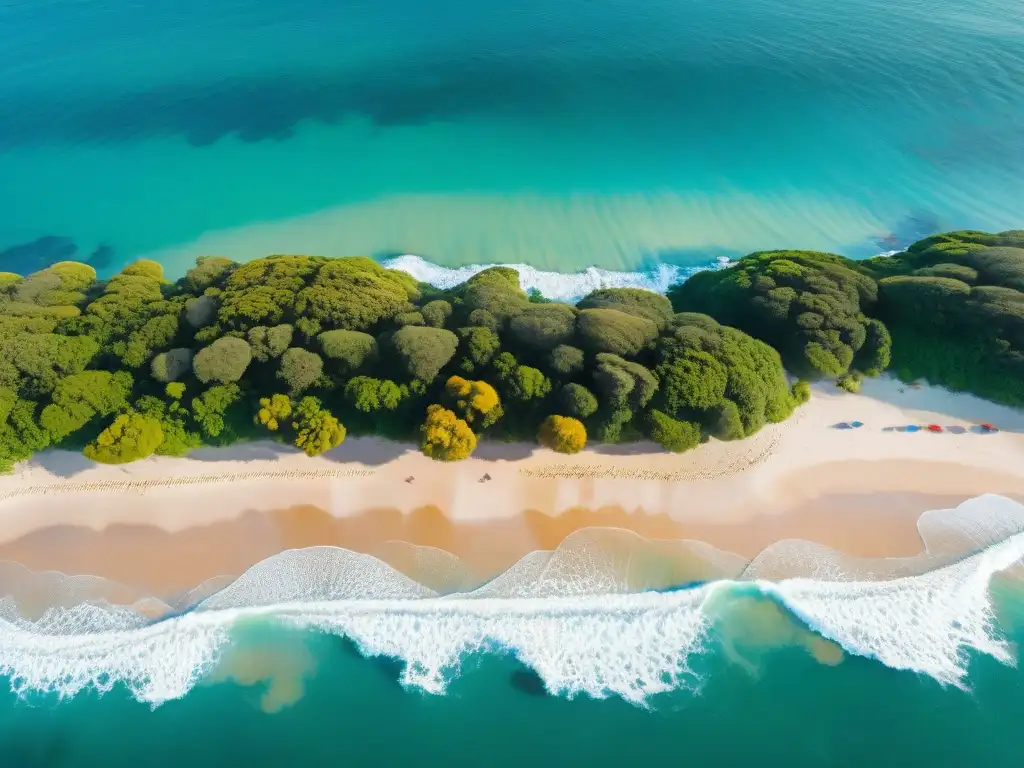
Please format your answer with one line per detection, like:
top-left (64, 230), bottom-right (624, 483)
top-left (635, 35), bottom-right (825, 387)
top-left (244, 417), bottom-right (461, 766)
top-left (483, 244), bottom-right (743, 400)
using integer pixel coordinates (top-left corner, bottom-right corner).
top-left (1, 0), bottom-right (1022, 278)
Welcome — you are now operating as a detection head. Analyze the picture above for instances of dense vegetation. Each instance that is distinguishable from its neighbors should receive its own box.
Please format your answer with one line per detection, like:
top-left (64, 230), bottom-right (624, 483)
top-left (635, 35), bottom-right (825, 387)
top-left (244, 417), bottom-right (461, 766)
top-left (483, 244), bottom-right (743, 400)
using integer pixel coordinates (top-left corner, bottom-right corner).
top-left (669, 229), bottom-right (1024, 406)
top-left (0, 228), bottom-right (1019, 470)
top-left (0, 255), bottom-right (806, 470)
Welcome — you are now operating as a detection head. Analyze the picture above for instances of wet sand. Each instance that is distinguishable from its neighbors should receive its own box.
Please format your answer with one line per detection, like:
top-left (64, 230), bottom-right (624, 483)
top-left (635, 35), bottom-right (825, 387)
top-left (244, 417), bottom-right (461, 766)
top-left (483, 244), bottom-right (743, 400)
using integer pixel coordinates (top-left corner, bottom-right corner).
top-left (0, 488), bottom-right (985, 597)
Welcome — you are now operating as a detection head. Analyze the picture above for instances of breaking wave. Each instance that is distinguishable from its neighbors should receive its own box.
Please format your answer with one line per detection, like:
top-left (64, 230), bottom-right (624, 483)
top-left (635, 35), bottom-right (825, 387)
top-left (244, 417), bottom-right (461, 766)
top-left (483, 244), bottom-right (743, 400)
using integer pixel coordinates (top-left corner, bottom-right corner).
top-left (381, 254), bottom-right (733, 302)
top-left (1, 495), bottom-right (1023, 707)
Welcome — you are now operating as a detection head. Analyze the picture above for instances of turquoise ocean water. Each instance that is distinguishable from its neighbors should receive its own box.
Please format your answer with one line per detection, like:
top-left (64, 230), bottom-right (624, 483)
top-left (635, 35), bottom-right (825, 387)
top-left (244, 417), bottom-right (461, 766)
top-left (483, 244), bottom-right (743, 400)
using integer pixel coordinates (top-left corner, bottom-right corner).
top-left (4, 496), bottom-right (1024, 765)
top-left (1, 0), bottom-right (1023, 285)
top-left (4, 0), bottom-right (1024, 762)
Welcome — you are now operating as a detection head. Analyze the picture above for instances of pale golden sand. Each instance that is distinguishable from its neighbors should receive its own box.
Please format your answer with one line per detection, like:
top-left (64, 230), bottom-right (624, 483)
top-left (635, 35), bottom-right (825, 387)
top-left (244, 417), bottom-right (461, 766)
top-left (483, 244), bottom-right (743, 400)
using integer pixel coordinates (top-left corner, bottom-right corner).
top-left (0, 377), bottom-right (1022, 596)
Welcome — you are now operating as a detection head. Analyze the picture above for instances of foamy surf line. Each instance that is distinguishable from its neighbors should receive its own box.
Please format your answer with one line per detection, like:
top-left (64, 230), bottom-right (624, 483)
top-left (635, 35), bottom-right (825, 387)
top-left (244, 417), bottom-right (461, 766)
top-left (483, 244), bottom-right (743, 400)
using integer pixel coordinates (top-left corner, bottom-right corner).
top-left (381, 255), bottom-right (732, 302)
top-left (1, 535), bottom-right (1022, 708)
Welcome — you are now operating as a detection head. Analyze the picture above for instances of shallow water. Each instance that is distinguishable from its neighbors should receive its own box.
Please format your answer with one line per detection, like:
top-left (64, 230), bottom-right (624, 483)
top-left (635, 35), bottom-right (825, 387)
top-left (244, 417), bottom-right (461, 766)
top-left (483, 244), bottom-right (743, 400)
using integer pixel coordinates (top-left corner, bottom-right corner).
top-left (1, 0), bottom-right (1023, 278)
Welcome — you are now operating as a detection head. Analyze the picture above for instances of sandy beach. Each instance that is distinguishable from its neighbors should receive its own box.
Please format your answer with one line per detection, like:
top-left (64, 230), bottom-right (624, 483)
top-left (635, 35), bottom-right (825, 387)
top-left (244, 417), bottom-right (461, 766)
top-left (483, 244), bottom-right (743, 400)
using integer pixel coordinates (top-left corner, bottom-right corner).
top-left (1, 375), bottom-right (1023, 597)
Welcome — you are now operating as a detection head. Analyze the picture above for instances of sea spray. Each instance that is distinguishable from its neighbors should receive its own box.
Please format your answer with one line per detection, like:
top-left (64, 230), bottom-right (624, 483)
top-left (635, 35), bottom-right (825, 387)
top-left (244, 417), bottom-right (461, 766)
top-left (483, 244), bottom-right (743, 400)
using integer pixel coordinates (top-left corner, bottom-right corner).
top-left (0, 495), bottom-right (1023, 706)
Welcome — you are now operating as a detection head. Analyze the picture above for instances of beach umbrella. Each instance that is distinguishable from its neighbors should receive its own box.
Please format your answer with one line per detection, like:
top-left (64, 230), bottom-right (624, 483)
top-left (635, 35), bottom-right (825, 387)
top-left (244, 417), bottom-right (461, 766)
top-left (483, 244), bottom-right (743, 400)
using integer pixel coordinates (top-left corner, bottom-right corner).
top-left (927, 424), bottom-right (942, 433)
top-left (850, 421), bottom-right (864, 428)
top-left (906, 425), bottom-right (920, 432)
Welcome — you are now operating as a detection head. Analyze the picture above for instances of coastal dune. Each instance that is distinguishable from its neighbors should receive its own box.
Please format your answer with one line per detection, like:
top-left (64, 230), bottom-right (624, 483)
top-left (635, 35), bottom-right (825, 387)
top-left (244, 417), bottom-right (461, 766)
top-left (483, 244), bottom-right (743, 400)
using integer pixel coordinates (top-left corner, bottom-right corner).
top-left (1, 376), bottom-right (1023, 597)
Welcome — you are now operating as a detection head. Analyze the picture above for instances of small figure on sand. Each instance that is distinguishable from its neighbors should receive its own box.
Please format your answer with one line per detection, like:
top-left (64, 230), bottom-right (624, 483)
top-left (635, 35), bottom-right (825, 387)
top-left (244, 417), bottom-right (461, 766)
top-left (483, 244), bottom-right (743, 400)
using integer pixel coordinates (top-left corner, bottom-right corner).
top-left (405, 476), bottom-right (414, 484)
top-left (478, 472), bottom-right (492, 483)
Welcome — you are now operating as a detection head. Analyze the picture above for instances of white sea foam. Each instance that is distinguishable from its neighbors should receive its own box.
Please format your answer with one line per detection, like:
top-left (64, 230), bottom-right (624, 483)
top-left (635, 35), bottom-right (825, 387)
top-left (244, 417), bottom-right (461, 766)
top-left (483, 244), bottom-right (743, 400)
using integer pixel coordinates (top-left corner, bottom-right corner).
top-left (0, 495), bottom-right (1022, 707)
top-left (381, 254), bottom-right (732, 302)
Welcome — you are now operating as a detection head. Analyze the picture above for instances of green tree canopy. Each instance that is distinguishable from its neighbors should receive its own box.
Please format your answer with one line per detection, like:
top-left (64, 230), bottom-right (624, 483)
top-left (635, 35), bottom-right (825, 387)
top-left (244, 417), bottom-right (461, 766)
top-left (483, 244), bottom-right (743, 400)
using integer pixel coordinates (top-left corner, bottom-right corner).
top-left (575, 308), bottom-right (658, 357)
top-left (547, 344), bottom-right (585, 377)
top-left (653, 313), bottom-right (794, 439)
top-left (278, 347), bottom-right (324, 395)
top-left (193, 337), bottom-right (253, 384)
top-left (319, 329), bottom-right (379, 373)
top-left (248, 324), bottom-right (294, 362)
top-left (558, 382), bottom-right (599, 419)
top-left (295, 258), bottom-right (419, 331)
top-left (218, 255), bottom-right (322, 330)
top-left (421, 300), bottom-right (453, 328)
top-left (185, 256), bottom-right (236, 293)
top-left (455, 326), bottom-right (500, 372)
top-left (151, 348), bottom-right (193, 383)
top-left (507, 303), bottom-right (577, 351)
top-left (344, 376), bottom-right (405, 413)
top-left (670, 250), bottom-right (881, 378)
top-left (191, 383), bottom-right (243, 439)
top-left (577, 287), bottom-right (673, 328)
top-left (391, 326), bottom-right (459, 382)
top-left (593, 353), bottom-right (658, 410)
top-left (458, 267), bottom-right (527, 326)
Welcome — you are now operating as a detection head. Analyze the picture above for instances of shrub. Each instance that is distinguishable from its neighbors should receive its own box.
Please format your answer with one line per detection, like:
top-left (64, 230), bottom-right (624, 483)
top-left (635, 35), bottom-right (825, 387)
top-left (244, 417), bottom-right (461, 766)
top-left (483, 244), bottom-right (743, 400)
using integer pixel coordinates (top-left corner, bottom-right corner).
top-left (420, 404), bottom-right (477, 461)
top-left (647, 410), bottom-right (701, 453)
top-left (292, 396), bottom-right (346, 456)
top-left (256, 394), bottom-right (292, 431)
top-left (711, 401), bottom-right (744, 441)
top-left (791, 380), bottom-right (811, 404)
top-left (84, 413), bottom-right (164, 464)
top-left (344, 376), bottom-right (404, 412)
top-left (538, 415), bottom-right (587, 454)
top-left (836, 371), bottom-right (863, 393)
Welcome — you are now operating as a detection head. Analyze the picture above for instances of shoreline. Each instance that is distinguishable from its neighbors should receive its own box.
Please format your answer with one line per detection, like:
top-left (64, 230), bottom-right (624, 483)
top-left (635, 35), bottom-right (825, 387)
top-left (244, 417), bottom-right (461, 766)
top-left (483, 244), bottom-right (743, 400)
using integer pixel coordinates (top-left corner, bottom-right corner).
top-left (1, 377), bottom-right (1023, 596)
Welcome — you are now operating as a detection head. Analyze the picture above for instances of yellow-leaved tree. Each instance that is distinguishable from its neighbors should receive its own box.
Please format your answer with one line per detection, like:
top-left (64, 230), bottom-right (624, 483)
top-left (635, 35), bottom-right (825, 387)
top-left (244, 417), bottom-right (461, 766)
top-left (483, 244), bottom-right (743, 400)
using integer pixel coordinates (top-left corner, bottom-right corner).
top-left (538, 415), bottom-right (587, 454)
top-left (256, 393), bottom-right (292, 431)
top-left (444, 376), bottom-right (503, 427)
top-left (420, 404), bottom-right (477, 461)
